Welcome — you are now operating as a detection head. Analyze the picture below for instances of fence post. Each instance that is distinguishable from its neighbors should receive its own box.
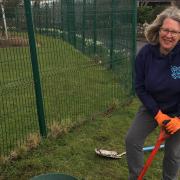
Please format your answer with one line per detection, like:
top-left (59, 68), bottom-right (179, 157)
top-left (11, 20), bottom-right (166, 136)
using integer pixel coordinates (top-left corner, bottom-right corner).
top-left (53, 1), bottom-right (55, 37)
top-left (72, 0), bottom-right (76, 48)
top-left (67, 0), bottom-right (76, 47)
top-left (15, 8), bottom-right (19, 32)
top-left (61, 0), bottom-right (65, 39)
top-left (93, 0), bottom-right (97, 55)
top-left (45, 3), bottom-right (48, 34)
top-left (110, 0), bottom-right (115, 69)
top-left (23, 0), bottom-right (47, 137)
top-left (131, 0), bottom-right (137, 95)
top-left (82, 0), bottom-right (86, 53)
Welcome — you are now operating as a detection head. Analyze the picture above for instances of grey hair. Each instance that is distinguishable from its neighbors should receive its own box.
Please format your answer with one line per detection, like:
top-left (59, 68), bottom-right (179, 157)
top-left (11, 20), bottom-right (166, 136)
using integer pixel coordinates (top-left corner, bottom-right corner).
top-left (145, 6), bottom-right (180, 44)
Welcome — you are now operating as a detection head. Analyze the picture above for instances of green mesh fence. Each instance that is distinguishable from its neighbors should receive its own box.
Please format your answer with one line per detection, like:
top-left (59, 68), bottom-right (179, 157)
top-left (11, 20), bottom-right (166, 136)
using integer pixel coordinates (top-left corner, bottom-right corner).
top-left (0, 1), bottom-right (39, 156)
top-left (0, 0), bottom-right (136, 156)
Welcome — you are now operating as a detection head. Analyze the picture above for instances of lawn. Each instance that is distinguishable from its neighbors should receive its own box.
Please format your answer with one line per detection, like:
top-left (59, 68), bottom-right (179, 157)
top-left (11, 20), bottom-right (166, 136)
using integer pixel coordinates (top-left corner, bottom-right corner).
top-left (0, 98), bottom-right (166, 180)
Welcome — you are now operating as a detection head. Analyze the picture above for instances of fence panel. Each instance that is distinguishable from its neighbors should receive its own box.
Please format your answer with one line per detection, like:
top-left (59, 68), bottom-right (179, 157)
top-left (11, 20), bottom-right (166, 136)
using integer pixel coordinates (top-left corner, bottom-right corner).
top-left (0, 0), bottom-right (136, 156)
top-left (33, 0), bottom-right (136, 126)
top-left (0, 1), bottom-right (39, 156)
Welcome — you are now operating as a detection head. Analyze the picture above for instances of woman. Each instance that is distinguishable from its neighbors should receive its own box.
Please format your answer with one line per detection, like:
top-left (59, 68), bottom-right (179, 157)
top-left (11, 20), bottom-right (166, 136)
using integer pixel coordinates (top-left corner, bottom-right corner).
top-left (125, 6), bottom-right (180, 180)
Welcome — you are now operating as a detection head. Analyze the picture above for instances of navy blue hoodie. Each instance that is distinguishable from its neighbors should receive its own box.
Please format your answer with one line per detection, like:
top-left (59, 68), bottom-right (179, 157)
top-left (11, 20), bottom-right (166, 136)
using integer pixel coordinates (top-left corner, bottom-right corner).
top-left (135, 42), bottom-right (180, 117)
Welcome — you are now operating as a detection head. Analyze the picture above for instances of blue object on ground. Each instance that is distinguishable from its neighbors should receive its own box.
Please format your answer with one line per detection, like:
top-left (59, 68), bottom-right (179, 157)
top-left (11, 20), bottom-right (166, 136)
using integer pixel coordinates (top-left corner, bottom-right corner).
top-left (143, 144), bottom-right (164, 151)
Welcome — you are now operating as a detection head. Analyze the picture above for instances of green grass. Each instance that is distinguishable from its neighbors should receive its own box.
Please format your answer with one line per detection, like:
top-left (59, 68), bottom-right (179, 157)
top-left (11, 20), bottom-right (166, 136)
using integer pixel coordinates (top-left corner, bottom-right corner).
top-left (0, 34), bottom-right (132, 155)
top-left (0, 98), bottom-right (166, 180)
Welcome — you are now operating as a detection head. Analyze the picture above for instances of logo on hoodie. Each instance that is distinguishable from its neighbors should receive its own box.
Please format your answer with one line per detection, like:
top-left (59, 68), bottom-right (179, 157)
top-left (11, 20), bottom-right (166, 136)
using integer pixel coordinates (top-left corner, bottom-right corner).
top-left (171, 66), bottom-right (180, 79)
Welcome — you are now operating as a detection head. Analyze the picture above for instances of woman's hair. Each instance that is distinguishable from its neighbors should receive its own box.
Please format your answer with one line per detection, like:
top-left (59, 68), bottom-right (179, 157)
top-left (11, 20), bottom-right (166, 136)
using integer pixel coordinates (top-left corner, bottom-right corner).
top-left (145, 6), bottom-right (180, 44)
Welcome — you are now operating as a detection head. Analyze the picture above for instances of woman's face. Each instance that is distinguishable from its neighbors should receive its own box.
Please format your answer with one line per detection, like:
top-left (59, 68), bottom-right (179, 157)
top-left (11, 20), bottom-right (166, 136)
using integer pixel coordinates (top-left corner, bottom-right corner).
top-left (159, 18), bottom-right (180, 54)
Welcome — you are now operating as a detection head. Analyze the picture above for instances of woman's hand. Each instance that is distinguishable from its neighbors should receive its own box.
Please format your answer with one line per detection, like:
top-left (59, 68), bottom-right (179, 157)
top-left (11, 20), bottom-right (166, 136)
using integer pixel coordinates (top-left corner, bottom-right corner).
top-left (165, 117), bottom-right (180, 134)
top-left (154, 110), bottom-right (171, 126)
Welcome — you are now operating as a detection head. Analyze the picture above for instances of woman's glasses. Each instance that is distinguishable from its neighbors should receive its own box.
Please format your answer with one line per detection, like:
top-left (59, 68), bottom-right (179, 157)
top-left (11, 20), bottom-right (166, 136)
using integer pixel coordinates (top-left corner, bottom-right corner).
top-left (160, 27), bottom-right (180, 37)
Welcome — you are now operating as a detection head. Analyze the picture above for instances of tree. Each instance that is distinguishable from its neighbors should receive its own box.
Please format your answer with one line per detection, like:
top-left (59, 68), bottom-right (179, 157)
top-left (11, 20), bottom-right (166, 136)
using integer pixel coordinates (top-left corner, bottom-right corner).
top-left (0, 0), bottom-right (21, 38)
top-left (3, 0), bottom-right (21, 6)
top-left (31, 0), bottom-right (47, 7)
top-left (138, 0), bottom-right (151, 7)
top-left (1, 0), bottom-right (21, 18)
top-left (3, 0), bottom-right (21, 15)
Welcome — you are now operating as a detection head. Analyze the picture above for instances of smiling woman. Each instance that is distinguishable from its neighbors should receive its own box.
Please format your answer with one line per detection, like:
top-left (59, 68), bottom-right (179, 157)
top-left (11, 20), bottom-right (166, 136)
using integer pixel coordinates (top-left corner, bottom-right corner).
top-left (125, 6), bottom-right (180, 180)
top-left (159, 18), bottom-right (180, 54)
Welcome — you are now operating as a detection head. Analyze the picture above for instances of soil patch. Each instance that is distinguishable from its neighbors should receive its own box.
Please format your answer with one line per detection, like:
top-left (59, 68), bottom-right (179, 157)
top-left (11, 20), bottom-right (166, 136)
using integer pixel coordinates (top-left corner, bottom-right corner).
top-left (0, 36), bottom-right (40, 48)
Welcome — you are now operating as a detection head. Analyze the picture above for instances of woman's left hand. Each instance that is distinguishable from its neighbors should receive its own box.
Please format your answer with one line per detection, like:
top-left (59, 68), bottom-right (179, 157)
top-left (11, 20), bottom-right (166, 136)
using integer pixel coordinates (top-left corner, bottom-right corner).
top-left (165, 117), bottom-right (180, 134)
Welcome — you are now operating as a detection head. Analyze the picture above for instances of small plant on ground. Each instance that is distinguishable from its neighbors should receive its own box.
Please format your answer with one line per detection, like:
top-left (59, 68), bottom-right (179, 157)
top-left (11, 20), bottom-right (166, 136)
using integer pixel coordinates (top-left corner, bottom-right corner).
top-left (48, 121), bottom-right (63, 139)
top-left (26, 133), bottom-right (41, 151)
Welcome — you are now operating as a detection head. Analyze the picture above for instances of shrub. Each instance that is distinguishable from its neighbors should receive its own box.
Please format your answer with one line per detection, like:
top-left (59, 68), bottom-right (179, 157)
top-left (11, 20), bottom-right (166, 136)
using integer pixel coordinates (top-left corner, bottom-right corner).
top-left (26, 133), bottom-right (41, 150)
top-left (137, 5), bottom-right (167, 24)
top-left (48, 121), bottom-right (63, 138)
top-left (137, 6), bottom-right (153, 24)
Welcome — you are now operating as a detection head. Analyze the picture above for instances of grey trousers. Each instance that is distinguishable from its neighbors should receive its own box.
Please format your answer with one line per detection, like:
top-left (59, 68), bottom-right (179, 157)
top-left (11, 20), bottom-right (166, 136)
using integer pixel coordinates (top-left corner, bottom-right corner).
top-left (125, 106), bottom-right (180, 180)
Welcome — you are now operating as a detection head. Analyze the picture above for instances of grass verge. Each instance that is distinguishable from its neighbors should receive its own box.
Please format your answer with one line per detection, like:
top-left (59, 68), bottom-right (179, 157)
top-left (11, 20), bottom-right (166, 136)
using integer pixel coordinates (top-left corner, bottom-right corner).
top-left (0, 98), bottom-right (166, 180)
